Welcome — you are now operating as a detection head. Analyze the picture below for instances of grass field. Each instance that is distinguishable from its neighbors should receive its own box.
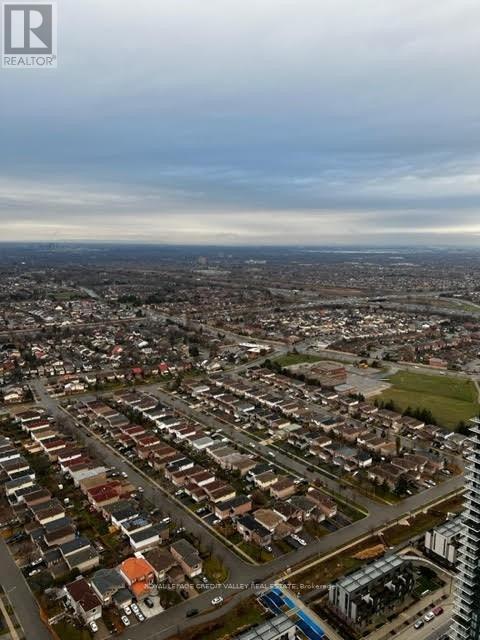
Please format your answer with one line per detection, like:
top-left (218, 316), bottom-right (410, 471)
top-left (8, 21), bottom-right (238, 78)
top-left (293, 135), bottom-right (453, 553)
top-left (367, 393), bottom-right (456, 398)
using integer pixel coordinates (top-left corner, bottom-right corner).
top-left (173, 598), bottom-right (264, 640)
top-left (377, 370), bottom-right (479, 429)
top-left (274, 352), bottom-right (323, 367)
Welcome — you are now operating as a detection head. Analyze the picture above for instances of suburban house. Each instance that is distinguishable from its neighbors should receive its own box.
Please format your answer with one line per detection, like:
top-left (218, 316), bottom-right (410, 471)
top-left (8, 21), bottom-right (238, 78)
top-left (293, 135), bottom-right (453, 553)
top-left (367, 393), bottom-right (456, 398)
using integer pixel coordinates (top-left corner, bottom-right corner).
top-left (214, 495), bottom-right (252, 521)
top-left (65, 577), bottom-right (102, 624)
top-left (170, 539), bottom-right (203, 578)
top-left (143, 549), bottom-right (178, 581)
top-left (237, 514), bottom-right (272, 547)
top-left (90, 568), bottom-right (126, 605)
top-left (119, 556), bottom-right (156, 599)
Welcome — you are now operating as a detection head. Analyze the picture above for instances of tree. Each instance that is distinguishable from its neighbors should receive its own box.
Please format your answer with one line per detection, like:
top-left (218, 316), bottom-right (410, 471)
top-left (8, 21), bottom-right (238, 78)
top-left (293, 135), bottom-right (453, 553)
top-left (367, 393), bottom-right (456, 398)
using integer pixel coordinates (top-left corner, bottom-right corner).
top-left (189, 344), bottom-right (200, 357)
top-left (457, 420), bottom-right (470, 435)
top-left (395, 476), bottom-right (409, 496)
top-left (395, 435), bottom-right (401, 455)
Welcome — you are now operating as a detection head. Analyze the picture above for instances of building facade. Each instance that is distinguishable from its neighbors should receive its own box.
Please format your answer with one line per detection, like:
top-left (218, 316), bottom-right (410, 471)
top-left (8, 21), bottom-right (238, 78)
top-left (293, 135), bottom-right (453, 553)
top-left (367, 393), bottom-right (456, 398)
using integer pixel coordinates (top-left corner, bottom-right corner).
top-left (329, 554), bottom-right (414, 627)
top-left (451, 418), bottom-right (480, 640)
top-left (425, 517), bottom-right (462, 566)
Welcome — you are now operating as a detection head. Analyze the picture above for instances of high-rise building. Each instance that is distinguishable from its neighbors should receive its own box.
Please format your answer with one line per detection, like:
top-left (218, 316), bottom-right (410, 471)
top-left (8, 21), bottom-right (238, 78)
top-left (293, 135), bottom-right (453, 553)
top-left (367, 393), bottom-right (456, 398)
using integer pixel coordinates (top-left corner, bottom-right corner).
top-left (451, 417), bottom-right (479, 640)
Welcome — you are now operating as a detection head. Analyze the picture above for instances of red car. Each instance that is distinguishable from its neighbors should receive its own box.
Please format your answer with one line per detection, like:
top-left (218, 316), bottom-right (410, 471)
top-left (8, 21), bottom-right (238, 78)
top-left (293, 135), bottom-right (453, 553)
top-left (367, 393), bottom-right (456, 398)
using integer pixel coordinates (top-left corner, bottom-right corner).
top-left (433, 606), bottom-right (444, 616)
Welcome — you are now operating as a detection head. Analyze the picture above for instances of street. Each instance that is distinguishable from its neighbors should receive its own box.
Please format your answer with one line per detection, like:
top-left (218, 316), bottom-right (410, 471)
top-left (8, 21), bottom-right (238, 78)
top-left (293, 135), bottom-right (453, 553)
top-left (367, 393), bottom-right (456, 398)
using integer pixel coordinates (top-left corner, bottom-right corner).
top-left (26, 377), bottom-right (463, 640)
top-left (0, 537), bottom-right (51, 640)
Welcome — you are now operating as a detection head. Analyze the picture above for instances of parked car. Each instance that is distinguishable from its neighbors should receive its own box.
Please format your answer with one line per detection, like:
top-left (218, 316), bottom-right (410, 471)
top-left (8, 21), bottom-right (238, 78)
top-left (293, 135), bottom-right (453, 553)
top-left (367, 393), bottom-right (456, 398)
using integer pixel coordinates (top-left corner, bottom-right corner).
top-left (131, 603), bottom-right (140, 614)
top-left (424, 611), bottom-right (435, 623)
top-left (186, 608), bottom-right (198, 618)
top-left (136, 612), bottom-right (145, 622)
top-left (414, 619), bottom-right (424, 629)
top-left (433, 606), bottom-right (444, 616)
top-left (121, 615), bottom-right (130, 627)
top-left (89, 621), bottom-right (98, 633)
top-left (211, 596), bottom-right (224, 606)
top-left (144, 597), bottom-right (154, 608)
top-left (123, 606), bottom-right (131, 616)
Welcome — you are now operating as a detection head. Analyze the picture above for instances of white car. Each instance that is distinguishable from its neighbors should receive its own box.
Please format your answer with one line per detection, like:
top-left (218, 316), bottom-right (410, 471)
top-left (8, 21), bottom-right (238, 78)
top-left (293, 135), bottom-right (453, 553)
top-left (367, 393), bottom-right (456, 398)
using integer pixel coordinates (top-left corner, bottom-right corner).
top-left (89, 621), bottom-right (98, 633)
top-left (131, 603), bottom-right (140, 614)
top-left (211, 596), bottom-right (224, 606)
top-left (136, 612), bottom-right (146, 622)
top-left (121, 471), bottom-right (128, 479)
top-left (123, 606), bottom-right (131, 616)
top-left (121, 615), bottom-right (130, 626)
top-left (424, 611), bottom-right (435, 623)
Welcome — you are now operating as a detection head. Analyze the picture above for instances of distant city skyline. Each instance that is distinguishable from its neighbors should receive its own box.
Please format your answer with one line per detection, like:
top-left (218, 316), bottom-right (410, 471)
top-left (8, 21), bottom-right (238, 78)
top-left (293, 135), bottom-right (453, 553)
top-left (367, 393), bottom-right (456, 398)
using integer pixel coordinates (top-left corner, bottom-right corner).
top-left (2, 0), bottom-right (480, 245)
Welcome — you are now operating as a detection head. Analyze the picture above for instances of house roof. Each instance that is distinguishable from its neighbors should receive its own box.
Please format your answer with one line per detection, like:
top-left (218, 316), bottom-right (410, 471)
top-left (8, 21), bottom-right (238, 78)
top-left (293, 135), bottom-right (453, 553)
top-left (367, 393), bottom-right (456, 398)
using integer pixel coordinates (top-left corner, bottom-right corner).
top-left (143, 549), bottom-right (177, 574)
top-left (91, 568), bottom-right (125, 595)
top-left (65, 578), bottom-right (101, 612)
top-left (65, 546), bottom-right (99, 570)
top-left (237, 514), bottom-right (270, 538)
top-left (170, 538), bottom-right (201, 568)
top-left (120, 556), bottom-right (155, 582)
top-left (253, 508), bottom-right (284, 530)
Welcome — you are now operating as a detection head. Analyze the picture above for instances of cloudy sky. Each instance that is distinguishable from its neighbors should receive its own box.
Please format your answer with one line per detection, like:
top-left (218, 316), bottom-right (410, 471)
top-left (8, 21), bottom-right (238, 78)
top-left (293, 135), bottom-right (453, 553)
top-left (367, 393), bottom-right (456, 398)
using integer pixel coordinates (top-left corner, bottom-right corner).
top-left (2, 0), bottom-right (480, 245)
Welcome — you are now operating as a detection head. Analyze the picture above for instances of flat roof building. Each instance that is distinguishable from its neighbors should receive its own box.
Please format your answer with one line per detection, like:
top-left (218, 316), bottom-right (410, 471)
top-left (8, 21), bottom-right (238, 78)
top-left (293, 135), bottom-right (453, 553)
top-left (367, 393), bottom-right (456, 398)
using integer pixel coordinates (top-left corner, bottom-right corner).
top-left (329, 553), bottom-right (414, 627)
top-left (425, 516), bottom-right (462, 566)
top-left (234, 613), bottom-right (296, 640)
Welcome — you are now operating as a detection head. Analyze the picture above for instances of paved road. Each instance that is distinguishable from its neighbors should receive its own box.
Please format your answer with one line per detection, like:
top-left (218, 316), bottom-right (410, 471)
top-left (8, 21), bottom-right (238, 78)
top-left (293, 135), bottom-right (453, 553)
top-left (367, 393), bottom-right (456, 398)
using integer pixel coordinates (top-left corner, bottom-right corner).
top-left (425, 620), bottom-right (451, 640)
top-left (152, 387), bottom-right (463, 518)
top-left (29, 379), bottom-right (463, 640)
top-left (152, 387), bottom-right (379, 515)
top-left (0, 537), bottom-right (51, 640)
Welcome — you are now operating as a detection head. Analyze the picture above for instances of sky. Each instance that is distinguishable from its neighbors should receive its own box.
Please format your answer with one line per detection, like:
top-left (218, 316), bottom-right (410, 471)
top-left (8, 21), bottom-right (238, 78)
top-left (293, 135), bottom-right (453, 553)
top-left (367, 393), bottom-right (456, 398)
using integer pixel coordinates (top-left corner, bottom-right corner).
top-left (1, 0), bottom-right (480, 245)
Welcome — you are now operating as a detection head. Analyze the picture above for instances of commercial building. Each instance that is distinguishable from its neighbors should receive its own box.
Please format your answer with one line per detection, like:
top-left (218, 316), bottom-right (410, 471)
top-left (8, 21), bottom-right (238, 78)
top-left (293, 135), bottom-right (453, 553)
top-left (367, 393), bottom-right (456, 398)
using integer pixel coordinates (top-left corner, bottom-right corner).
top-left (308, 362), bottom-right (347, 388)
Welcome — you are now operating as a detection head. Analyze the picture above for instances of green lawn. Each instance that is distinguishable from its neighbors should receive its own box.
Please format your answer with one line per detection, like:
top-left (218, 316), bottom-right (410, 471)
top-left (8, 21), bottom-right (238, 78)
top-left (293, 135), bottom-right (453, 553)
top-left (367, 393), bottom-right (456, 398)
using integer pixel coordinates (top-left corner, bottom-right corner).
top-left (203, 556), bottom-right (229, 583)
top-left (180, 598), bottom-right (264, 640)
top-left (274, 353), bottom-right (323, 367)
top-left (53, 622), bottom-right (91, 640)
top-left (378, 370), bottom-right (479, 429)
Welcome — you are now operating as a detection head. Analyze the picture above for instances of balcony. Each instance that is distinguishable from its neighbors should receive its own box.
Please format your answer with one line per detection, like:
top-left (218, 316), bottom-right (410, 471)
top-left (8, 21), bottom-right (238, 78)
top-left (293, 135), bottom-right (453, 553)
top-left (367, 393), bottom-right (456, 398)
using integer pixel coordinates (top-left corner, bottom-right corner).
top-left (451, 621), bottom-right (470, 640)
top-left (463, 510), bottom-right (480, 526)
top-left (458, 545), bottom-right (480, 561)
top-left (457, 571), bottom-right (476, 589)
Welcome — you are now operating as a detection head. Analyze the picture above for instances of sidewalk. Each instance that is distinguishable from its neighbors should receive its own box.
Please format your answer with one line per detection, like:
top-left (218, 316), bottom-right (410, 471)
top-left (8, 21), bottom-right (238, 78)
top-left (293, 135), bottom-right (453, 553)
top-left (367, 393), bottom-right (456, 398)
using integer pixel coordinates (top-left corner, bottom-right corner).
top-left (0, 591), bottom-right (21, 640)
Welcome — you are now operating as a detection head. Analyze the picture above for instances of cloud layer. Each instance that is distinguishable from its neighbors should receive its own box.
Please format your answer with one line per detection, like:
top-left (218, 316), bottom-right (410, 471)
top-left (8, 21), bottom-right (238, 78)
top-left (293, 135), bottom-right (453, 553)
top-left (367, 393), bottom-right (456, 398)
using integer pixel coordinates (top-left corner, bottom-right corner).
top-left (1, 0), bottom-right (480, 244)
